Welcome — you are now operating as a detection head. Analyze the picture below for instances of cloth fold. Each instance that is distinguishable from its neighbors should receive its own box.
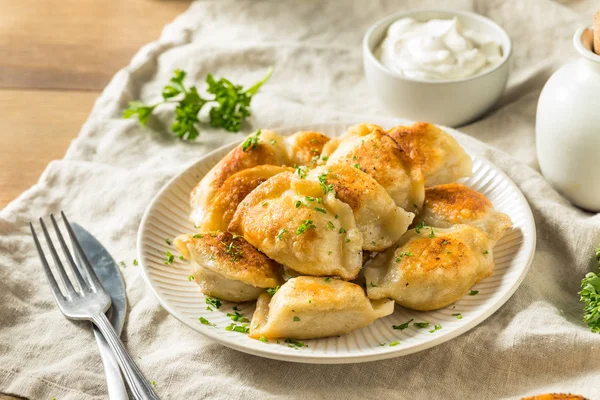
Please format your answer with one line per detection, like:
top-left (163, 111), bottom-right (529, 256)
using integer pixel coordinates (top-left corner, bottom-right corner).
top-left (1, 1), bottom-right (599, 399)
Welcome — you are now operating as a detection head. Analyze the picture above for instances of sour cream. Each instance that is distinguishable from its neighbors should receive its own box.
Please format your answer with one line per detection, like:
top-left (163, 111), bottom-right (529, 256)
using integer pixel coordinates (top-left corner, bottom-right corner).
top-left (376, 17), bottom-right (503, 81)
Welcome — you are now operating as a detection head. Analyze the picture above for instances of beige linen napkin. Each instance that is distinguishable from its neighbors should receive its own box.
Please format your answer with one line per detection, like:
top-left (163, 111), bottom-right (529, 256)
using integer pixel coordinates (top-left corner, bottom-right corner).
top-left (1, 1), bottom-right (600, 399)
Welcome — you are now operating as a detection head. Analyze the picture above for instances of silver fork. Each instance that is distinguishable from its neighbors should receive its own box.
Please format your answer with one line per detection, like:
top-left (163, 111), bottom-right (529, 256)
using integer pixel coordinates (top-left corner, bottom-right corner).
top-left (30, 212), bottom-right (159, 400)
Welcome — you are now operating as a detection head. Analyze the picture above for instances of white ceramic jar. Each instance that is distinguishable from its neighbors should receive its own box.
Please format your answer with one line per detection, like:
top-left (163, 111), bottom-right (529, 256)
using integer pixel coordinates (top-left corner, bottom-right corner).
top-left (536, 27), bottom-right (600, 211)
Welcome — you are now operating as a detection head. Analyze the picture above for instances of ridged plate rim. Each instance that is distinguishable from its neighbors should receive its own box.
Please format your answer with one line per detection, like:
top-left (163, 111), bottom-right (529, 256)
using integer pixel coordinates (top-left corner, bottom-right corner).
top-left (137, 120), bottom-right (536, 364)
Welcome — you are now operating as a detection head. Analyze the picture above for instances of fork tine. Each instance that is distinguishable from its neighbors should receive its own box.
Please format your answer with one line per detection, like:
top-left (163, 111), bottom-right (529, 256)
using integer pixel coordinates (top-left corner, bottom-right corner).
top-left (39, 217), bottom-right (77, 296)
top-left (50, 214), bottom-right (89, 292)
top-left (60, 211), bottom-right (103, 292)
top-left (30, 222), bottom-right (65, 301)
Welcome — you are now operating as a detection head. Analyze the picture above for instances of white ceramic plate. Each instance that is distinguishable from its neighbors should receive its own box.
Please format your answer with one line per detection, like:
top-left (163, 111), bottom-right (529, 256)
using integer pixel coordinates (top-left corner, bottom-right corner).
top-left (137, 121), bottom-right (536, 364)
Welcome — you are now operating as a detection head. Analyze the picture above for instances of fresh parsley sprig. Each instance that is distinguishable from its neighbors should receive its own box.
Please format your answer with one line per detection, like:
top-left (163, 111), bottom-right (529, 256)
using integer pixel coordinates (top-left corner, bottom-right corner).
top-left (580, 245), bottom-right (600, 333)
top-left (123, 67), bottom-right (273, 141)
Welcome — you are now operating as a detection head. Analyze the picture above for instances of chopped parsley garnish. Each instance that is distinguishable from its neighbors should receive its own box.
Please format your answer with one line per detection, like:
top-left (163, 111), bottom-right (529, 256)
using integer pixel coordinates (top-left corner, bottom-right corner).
top-left (305, 196), bottom-right (315, 202)
top-left (269, 139), bottom-right (276, 145)
top-left (321, 156), bottom-right (329, 161)
top-left (294, 200), bottom-right (302, 208)
top-left (353, 163), bottom-right (361, 169)
top-left (164, 238), bottom-right (172, 245)
top-left (259, 335), bottom-right (268, 343)
top-left (262, 201), bottom-right (268, 207)
top-left (369, 282), bottom-right (377, 287)
top-left (295, 165), bottom-right (308, 179)
top-left (317, 171), bottom-right (334, 194)
top-left (205, 297), bottom-right (222, 309)
top-left (199, 317), bottom-right (215, 327)
top-left (413, 322), bottom-right (430, 328)
top-left (446, 251), bottom-right (452, 254)
top-left (284, 338), bottom-right (306, 349)
top-left (452, 313), bottom-right (463, 319)
top-left (209, 254), bottom-right (216, 261)
top-left (133, 259), bottom-right (138, 266)
top-left (188, 275), bottom-right (195, 281)
top-left (334, 214), bottom-right (339, 219)
top-left (193, 233), bottom-right (203, 238)
top-left (339, 227), bottom-right (346, 234)
top-left (442, 240), bottom-right (448, 245)
top-left (326, 221), bottom-right (335, 230)
top-left (293, 316), bottom-right (300, 322)
top-left (164, 251), bottom-right (174, 265)
top-left (392, 318), bottom-right (413, 330)
top-left (429, 324), bottom-right (442, 333)
top-left (345, 238), bottom-right (351, 243)
top-left (241, 130), bottom-right (262, 152)
top-left (225, 323), bottom-right (249, 334)
top-left (296, 219), bottom-right (316, 235)
top-left (483, 250), bottom-right (489, 254)
top-left (415, 221), bottom-right (424, 233)
top-left (276, 228), bottom-right (287, 241)
top-left (389, 341), bottom-right (400, 347)
top-left (324, 277), bottom-right (331, 282)
top-left (469, 290), bottom-right (479, 296)
top-left (313, 207), bottom-right (327, 214)
top-left (119, 261), bottom-right (126, 268)
top-left (394, 252), bottom-right (413, 263)
top-left (227, 310), bottom-right (249, 323)
top-left (151, 380), bottom-right (157, 386)
top-left (224, 241), bottom-right (243, 261)
top-left (266, 286), bottom-right (280, 296)
top-left (428, 228), bottom-right (435, 238)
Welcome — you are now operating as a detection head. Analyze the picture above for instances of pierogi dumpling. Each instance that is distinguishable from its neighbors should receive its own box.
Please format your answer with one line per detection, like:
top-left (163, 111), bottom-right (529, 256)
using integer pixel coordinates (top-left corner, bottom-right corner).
top-left (306, 164), bottom-right (414, 251)
top-left (190, 130), bottom-right (289, 226)
top-left (175, 232), bottom-right (282, 302)
top-left (417, 183), bottom-right (512, 245)
top-left (228, 172), bottom-right (363, 280)
top-left (285, 131), bottom-right (331, 166)
top-left (324, 123), bottom-right (425, 211)
top-left (199, 165), bottom-right (292, 231)
top-left (386, 122), bottom-right (472, 187)
top-left (249, 276), bottom-right (394, 340)
top-left (364, 224), bottom-right (493, 311)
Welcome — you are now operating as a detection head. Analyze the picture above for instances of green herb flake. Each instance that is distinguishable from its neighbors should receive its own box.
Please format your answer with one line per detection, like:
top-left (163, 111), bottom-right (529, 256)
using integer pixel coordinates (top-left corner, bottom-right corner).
top-left (483, 250), bottom-right (489, 254)
top-left (334, 214), bottom-right (339, 219)
top-left (293, 316), bottom-right (300, 322)
top-left (415, 221), bottom-right (424, 234)
top-left (164, 251), bottom-right (174, 265)
top-left (225, 323), bottom-right (250, 334)
top-left (452, 313), bottom-right (463, 319)
top-left (164, 238), bottom-right (172, 245)
top-left (429, 324), bottom-right (442, 333)
top-left (324, 277), bottom-right (331, 282)
top-left (321, 156), bottom-right (329, 161)
top-left (242, 130), bottom-right (262, 152)
top-left (413, 322), bottom-right (430, 328)
top-left (206, 297), bottom-right (222, 309)
top-left (199, 317), bottom-right (215, 327)
top-left (193, 233), bottom-right (203, 239)
top-left (313, 207), bottom-right (327, 214)
top-left (284, 338), bottom-right (306, 349)
top-left (295, 200), bottom-right (302, 208)
top-left (119, 261), bottom-right (126, 268)
top-left (469, 290), bottom-right (479, 296)
top-left (389, 341), bottom-right (400, 347)
top-left (269, 139), bottom-right (276, 145)
top-left (133, 259), bottom-right (138, 266)
top-left (295, 165), bottom-right (308, 179)
top-left (267, 286), bottom-right (280, 296)
top-left (224, 241), bottom-right (243, 261)
top-left (188, 275), bottom-right (195, 281)
top-left (227, 310), bottom-right (249, 323)
top-left (429, 228), bottom-right (435, 238)
top-left (326, 221), bottom-right (335, 230)
top-left (276, 228), bottom-right (287, 241)
top-left (259, 335), bottom-right (269, 343)
top-left (339, 227), bottom-right (347, 234)
top-left (296, 219), bottom-right (316, 235)
top-left (392, 318), bottom-right (413, 330)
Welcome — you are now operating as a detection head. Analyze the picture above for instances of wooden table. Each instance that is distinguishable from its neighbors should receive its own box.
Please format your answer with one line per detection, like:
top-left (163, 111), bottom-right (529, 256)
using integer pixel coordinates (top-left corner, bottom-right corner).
top-left (0, 0), bottom-right (191, 209)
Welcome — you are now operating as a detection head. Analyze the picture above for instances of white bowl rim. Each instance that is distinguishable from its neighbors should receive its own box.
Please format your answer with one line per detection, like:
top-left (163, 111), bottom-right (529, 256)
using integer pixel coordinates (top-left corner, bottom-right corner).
top-left (573, 26), bottom-right (600, 63)
top-left (363, 8), bottom-right (513, 84)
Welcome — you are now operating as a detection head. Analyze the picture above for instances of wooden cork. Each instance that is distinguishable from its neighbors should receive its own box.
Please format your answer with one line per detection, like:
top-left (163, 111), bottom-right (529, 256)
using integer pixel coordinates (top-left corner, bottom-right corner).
top-left (595, 11), bottom-right (600, 55)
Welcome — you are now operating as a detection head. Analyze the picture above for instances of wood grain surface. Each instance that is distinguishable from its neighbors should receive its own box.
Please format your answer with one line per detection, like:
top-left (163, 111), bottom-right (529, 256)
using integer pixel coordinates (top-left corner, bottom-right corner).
top-left (0, 0), bottom-right (190, 209)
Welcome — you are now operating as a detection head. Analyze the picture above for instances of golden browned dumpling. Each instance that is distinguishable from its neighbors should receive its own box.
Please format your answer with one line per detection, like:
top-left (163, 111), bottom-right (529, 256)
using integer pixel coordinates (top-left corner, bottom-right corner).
top-left (306, 164), bottom-right (414, 251)
top-left (249, 276), bottom-right (394, 340)
top-left (364, 225), bottom-right (493, 311)
top-left (324, 123), bottom-right (425, 211)
top-left (285, 131), bottom-right (331, 166)
top-left (199, 165), bottom-right (292, 231)
top-left (228, 172), bottom-right (363, 280)
top-left (416, 183), bottom-right (512, 245)
top-left (175, 232), bottom-right (282, 302)
top-left (387, 122), bottom-right (472, 187)
top-left (190, 130), bottom-right (289, 226)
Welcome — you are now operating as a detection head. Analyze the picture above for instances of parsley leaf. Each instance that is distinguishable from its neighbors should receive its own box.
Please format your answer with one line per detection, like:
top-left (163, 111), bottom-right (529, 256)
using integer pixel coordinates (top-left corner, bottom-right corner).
top-left (267, 286), bottom-right (280, 296)
top-left (415, 221), bottom-right (424, 234)
top-left (296, 219), bottom-right (316, 235)
top-left (164, 251), bottom-right (174, 265)
top-left (580, 245), bottom-right (600, 332)
top-left (123, 67), bottom-right (272, 140)
top-left (469, 290), bottom-right (479, 296)
top-left (199, 317), bottom-right (216, 327)
top-left (205, 297), bottom-right (222, 309)
top-left (392, 318), bottom-right (413, 330)
top-left (241, 130), bottom-right (261, 152)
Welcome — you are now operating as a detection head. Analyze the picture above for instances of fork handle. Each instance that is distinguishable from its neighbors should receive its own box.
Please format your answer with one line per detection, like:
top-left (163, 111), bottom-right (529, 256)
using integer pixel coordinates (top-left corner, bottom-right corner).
top-left (92, 313), bottom-right (160, 400)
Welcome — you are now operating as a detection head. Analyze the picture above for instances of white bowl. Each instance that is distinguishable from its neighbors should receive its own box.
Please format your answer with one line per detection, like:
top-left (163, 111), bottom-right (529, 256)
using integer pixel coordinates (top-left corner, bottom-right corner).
top-left (363, 9), bottom-right (512, 127)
